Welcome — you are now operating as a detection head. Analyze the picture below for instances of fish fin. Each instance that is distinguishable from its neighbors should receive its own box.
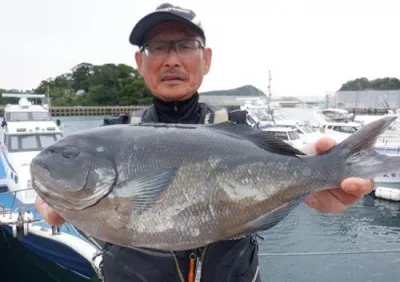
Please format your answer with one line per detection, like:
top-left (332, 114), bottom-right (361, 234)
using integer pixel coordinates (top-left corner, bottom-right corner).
top-left (330, 116), bottom-right (397, 156)
top-left (134, 123), bottom-right (198, 129)
top-left (223, 197), bottom-right (305, 239)
top-left (327, 116), bottom-right (400, 181)
top-left (208, 122), bottom-right (305, 156)
top-left (114, 168), bottom-right (177, 216)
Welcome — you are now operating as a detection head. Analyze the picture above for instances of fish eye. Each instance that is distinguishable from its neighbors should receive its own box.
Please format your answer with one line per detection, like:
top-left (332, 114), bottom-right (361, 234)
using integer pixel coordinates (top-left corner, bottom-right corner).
top-left (62, 146), bottom-right (80, 160)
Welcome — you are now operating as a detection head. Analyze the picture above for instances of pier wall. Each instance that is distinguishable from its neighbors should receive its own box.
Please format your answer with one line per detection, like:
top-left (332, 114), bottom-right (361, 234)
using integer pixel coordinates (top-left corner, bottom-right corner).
top-left (0, 106), bottom-right (147, 117)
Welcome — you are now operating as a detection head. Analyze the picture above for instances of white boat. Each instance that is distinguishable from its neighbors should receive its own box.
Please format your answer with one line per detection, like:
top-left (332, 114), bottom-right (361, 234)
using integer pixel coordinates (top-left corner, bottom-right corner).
top-left (315, 108), bottom-right (354, 123)
top-left (274, 119), bottom-right (324, 145)
top-left (368, 130), bottom-right (400, 202)
top-left (240, 98), bottom-right (284, 128)
top-left (0, 93), bottom-right (103, 280)
top-left (319, 121), bottom-right (363, 143)
top-left (0, 94), bottom-right (63, 204)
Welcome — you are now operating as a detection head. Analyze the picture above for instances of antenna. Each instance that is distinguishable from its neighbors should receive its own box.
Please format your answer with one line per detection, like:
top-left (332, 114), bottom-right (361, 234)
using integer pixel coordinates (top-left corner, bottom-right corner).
top-left (267, 70), bottom-right (272, 105)
top-left (267, 70), bottom-right (276, 125)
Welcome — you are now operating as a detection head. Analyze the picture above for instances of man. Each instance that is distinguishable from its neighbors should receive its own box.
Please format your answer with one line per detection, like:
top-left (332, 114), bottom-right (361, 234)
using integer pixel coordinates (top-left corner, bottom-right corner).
top-left (36, 3), bottom-right (374, 281)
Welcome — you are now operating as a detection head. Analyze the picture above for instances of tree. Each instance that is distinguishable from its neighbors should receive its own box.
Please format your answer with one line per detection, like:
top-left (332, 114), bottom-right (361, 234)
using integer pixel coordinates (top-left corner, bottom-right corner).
top-left (339, 77), bottom-right (400, 91)
top-left (28, 62), bottom-right (153, 106)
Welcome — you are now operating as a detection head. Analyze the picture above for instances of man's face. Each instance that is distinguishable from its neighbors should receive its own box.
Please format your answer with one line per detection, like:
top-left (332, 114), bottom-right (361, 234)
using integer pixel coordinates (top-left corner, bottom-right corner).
top-left (135, 21), bottom-right (212, 101)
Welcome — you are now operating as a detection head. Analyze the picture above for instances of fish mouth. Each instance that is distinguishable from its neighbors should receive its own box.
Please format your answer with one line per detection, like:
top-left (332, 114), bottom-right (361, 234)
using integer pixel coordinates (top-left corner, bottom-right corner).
top-left (31, 160), bottom-right (94, 211)
top-left (32, 159), bottom-right (90, 192)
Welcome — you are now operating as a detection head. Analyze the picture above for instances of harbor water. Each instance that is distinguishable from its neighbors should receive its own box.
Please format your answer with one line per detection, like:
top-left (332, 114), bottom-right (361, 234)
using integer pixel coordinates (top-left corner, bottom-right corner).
top-left (1, 109), bottom-right (400, 282)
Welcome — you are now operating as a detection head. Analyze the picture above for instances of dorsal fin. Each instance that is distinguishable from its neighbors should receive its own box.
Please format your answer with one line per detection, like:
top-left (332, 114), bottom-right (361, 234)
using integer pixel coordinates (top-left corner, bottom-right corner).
top-left (130, 122), bottom-right (305, 157)
top-left (207, 122), bottom-right (305, 156)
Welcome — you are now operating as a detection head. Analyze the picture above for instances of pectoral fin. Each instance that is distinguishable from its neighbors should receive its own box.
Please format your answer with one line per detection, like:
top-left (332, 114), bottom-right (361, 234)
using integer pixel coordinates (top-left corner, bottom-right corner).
top-left (112, 168), bottom-right (177, 216)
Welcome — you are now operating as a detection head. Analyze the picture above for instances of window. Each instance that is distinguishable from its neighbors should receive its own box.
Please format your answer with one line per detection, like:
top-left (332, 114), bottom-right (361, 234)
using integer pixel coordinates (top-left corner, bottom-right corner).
top-left (31, 112), bottom-right (51, 121)
top-left (273, 132), bottom-right (289, 140)
top-left (288, 131), bottom-right (300, 140)
top-left (6, 133), bottom-right (63, 152)
top-left (7, 112), bottom-right (51, 121)
top-left (40, 134), bottom-right (63, 148)
top-left (8, 112), bottom-right (29, 121)
top-left (21, 135), bottom-right (39, 150)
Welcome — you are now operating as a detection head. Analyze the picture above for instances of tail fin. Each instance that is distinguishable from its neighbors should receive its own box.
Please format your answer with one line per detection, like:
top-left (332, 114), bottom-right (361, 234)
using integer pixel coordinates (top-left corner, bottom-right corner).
top-left (331, 116), bottom-right (400, 179)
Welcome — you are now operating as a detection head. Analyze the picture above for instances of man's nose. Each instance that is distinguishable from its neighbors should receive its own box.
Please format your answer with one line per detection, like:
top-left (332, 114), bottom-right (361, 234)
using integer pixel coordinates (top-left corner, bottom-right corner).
top-left (163, 47), bottom-right (181, 67)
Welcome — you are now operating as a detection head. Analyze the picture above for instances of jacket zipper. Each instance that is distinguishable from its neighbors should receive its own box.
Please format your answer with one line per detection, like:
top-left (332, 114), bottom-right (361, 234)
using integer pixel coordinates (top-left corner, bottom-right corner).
top-left (197, 245), bottom-right (209, 282)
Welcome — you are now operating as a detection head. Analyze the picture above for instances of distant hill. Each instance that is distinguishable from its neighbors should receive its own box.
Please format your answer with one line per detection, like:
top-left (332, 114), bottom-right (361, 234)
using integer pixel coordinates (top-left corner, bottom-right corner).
top-left (200, 85), bottom-right (267, 97)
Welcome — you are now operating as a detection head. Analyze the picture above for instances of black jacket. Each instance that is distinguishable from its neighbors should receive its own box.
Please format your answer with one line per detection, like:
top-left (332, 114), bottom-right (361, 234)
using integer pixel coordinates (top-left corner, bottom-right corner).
top-left (101, 94), bottom-right (262, 282)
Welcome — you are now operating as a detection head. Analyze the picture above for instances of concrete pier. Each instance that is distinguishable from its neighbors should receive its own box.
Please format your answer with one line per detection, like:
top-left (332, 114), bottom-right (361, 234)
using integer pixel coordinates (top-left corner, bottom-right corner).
top-left (0, 106), bottom-right (147, 117)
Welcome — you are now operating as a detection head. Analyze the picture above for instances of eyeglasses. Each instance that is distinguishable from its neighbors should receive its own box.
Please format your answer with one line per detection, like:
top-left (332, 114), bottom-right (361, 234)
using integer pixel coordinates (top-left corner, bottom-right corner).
top-left (140, 39), bottom-right (205, 58)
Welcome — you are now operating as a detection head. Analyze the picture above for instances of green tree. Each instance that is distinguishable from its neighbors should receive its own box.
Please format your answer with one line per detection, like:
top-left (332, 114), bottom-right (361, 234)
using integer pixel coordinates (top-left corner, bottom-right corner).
top-left (339, 77), bottom-right (400, 91)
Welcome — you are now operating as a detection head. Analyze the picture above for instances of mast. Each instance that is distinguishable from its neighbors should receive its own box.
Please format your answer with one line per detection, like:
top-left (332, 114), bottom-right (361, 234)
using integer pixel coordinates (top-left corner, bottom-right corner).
top-left (267, 70), bottom-right (276, 124)
top-left (267, 70), bottom-right (272, 105)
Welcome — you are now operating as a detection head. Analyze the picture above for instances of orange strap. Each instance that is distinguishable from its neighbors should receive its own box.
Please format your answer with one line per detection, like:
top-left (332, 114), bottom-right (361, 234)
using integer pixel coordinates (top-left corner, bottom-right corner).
top-left (188, 253), bottom-right (196, 282)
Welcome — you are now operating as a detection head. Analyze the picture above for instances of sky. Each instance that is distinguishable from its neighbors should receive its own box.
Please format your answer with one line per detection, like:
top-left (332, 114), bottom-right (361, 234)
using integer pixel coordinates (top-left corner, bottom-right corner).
top-left (1, 0), bottom-right (399, 97)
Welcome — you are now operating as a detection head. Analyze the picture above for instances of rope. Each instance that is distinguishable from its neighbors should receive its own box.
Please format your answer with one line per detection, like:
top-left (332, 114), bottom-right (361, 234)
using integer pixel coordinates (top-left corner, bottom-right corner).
top-left (259, 249), bottom-right (400, 257)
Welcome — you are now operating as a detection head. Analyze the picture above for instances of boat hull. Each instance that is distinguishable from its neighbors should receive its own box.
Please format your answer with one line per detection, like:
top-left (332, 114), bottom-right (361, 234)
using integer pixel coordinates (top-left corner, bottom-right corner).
top-left (1, 225), bottom-right (97, 279)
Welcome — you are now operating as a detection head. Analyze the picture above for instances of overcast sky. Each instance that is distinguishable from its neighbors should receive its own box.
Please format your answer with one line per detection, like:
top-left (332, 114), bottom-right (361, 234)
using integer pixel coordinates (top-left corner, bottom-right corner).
top-left (1, 0), bottom-right (399, 97)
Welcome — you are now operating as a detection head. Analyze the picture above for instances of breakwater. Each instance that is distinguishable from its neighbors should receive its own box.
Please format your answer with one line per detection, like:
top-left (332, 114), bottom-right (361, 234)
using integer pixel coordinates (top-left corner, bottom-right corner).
top-left (0, 106), bottom-right (147, 117)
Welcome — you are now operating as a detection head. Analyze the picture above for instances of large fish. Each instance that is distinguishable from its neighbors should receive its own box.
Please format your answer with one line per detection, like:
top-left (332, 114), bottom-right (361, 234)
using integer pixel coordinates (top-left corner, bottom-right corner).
top-left (31, 116), bottom-right (400, 251)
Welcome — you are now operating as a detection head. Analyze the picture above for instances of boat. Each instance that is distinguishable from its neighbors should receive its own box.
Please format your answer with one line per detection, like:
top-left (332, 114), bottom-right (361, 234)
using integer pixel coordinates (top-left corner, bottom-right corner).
top-left (0, 93), bottom-right (64, 204)
top-left (371, 133), bottom-right (400, 202)
top-left (315, 108), bottom-right (354, 123)
top-left (0, 93), bottom-right (103, 280)
top-left (274, 119), bottom-right (324, 146)
top-left (318, 121), bottom-right (363, 143)
top-left (0, 188), bottom-right (103, 280)
top-left (240, 98), bottom-right (283, 128)
top-left (259, 126), bottom-right (305, 150)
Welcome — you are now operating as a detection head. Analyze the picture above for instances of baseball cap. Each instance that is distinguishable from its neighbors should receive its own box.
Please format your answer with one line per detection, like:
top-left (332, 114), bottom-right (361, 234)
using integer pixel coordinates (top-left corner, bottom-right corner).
top-left (129, 3), bottom-right (205, 46)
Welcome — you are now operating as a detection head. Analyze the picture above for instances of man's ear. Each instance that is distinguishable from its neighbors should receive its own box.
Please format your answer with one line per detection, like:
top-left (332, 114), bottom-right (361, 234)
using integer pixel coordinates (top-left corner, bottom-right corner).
top-left (203, 47), bottom-right (212, 75)
top-left (135, 51), bottom-right (144, 76)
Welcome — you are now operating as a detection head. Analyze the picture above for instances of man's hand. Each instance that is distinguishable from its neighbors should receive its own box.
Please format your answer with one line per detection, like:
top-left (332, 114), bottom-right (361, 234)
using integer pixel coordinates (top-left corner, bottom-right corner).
top-left (303, 137), bottom-right (375, 213)
top-left (35, 196), bottom-right (65, 226)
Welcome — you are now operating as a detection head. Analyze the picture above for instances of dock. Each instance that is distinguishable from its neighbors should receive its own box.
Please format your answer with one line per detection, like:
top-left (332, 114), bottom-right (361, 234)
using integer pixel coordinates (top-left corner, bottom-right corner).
top-left (0, 106), bottom-right (147, 117)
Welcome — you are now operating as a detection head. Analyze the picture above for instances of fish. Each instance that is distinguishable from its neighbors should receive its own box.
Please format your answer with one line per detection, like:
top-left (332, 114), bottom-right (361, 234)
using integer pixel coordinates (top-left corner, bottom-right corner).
top-left (30, 116), bottom-right (400, 251)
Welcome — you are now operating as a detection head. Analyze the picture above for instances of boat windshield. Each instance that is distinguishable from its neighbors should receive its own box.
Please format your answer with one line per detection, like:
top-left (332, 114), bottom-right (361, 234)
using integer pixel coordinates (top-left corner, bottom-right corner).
top-left (269, 131), bottom-right (300, 141)
top-left (250, 109), bottom-right (273, 121)
top-left (288, 131), bottom-right (300, 140)
top-left (331, 125), bottom-right (359, 133)
top-left (5, 133), bottom-right (63, 152)
top-left (6, 112), bottom-right (51, 122)
top-left (299, 124), bottom-right (317, 133)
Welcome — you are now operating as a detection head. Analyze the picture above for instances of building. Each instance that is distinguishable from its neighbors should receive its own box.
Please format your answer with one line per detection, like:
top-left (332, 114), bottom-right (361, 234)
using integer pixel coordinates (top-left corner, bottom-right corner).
top-left (334, 90), bottom-right (400, 110)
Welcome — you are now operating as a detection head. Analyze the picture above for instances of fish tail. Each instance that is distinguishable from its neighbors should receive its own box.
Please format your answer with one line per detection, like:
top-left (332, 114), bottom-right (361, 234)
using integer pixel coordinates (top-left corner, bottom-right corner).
top-left (322, 116), bottom-right (400, 184)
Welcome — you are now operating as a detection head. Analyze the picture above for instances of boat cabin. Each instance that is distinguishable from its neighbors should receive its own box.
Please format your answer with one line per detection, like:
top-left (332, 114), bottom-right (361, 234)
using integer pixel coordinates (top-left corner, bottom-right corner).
top-left (1, 122), bottom-right (63, 153)
top-left (320, 122), bottom-right (362, 134)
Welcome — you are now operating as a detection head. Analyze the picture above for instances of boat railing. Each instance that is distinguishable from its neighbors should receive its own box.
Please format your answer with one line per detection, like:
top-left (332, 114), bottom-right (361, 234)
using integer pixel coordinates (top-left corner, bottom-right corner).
top-left (0, 188), bottom-right (44, 235)
top-left (375, 137), bottom-right (400, 155)
top-left (0, 188), bottom-right (104, 280)
top-left (0, 187), bottom-right (38, 218)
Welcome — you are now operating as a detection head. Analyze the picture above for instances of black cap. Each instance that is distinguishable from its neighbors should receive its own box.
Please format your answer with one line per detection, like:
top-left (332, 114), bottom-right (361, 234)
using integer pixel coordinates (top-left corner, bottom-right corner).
top-left (129, 3), bottom-right (205, 46)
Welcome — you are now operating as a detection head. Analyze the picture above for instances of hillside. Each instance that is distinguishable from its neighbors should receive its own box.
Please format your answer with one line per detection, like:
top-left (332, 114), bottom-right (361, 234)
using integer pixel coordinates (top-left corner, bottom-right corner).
top-left (200, 85), bottom-right (267, 97)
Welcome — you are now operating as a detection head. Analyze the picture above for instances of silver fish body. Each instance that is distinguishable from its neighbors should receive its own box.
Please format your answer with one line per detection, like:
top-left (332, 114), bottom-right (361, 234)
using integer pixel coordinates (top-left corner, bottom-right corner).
top-left (31, 117), bottom-right (400, 251)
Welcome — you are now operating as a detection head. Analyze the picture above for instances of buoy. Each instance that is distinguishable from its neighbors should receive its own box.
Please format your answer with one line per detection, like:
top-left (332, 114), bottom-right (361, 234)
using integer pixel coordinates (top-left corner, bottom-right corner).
top-left (23, 212), bottom-right (29, 236)
top-left (375, 187), bottom-right (400, 201)
top-left (12, 224), bottom-right (17, 238)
